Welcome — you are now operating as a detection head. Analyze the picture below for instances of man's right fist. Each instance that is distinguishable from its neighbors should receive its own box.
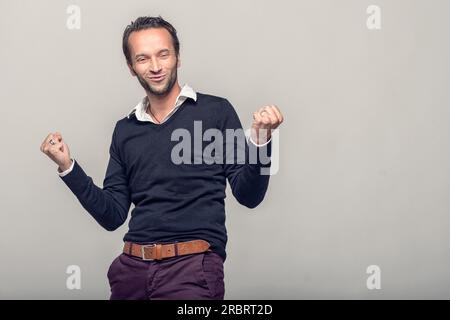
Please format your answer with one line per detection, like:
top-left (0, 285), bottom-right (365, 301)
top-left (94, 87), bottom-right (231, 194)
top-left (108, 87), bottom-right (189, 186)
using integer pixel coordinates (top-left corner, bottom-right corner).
top-left (40, 132), bottom-right (72, 172)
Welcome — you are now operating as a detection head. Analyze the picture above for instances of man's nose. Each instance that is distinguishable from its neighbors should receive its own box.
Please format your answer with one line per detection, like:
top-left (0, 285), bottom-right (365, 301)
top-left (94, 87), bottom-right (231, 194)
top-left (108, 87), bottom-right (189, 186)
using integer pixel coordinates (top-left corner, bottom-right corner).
top-left (150, 57), bottom-right (162, 72)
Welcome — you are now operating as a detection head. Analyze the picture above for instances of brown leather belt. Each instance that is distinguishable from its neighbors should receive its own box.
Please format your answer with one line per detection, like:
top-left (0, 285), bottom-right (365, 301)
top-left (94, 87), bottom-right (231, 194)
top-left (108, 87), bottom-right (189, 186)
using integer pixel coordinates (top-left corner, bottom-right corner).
top-left (123, 239), bottom-right (211, 261)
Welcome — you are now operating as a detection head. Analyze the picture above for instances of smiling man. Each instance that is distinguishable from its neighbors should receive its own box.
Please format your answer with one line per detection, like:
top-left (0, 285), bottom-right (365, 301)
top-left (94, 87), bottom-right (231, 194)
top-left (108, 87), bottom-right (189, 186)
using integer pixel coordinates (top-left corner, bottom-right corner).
top-left (40, 15), bottom-right (283, 300)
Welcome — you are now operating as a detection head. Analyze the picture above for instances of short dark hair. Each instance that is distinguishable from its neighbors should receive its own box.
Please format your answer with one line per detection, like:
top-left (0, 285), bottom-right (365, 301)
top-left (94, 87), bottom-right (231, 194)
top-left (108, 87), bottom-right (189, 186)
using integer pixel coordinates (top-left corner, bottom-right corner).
top-left (122, 15), bottom-right (180, 65)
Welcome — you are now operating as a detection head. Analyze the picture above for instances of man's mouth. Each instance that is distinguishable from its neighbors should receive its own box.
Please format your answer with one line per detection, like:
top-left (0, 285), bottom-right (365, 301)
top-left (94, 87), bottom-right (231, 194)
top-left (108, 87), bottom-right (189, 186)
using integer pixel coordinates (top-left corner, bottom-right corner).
top-left (148, 75), bottom-right (165, 83)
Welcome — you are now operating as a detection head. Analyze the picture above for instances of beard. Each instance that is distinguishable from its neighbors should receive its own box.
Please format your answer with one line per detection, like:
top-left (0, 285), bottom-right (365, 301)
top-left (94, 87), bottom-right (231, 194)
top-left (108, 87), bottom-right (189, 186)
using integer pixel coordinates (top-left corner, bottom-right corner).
top-left (134, 60), bottom-right (178, 97)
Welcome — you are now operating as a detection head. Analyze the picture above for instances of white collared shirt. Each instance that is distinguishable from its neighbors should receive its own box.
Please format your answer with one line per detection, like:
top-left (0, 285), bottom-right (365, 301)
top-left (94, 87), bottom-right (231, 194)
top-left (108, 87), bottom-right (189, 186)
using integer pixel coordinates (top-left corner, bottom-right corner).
top-left (126, 83), bottom-right (197, 123)
top-left (58, 83), bottom-right (270, 177)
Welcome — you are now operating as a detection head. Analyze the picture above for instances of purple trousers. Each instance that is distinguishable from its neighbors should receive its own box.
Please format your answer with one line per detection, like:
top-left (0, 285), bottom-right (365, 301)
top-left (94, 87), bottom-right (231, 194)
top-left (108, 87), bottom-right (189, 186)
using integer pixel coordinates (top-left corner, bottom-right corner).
top-left (107, 250), bottom-right (225, 300)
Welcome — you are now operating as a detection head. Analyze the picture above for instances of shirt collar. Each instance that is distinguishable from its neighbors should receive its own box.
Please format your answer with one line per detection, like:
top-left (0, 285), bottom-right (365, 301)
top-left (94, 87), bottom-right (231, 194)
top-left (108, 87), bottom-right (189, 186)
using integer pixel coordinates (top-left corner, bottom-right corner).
top-left (126, 83), bottom-right (197, 120)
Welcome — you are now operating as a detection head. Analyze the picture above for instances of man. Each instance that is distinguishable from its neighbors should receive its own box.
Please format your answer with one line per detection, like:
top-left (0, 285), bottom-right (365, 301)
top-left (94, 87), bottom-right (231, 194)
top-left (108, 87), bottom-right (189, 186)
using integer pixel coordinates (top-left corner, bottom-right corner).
top-left (40, 15), bottom-right (283, 300)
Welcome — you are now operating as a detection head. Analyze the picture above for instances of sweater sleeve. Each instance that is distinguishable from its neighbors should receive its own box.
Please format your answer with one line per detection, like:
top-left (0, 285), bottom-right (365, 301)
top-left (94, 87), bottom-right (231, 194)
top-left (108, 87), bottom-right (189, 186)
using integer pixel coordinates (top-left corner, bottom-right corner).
top-left (59, 123), bottom-right (131, 231)
top-left (220, 99), bottom-right (272, 209)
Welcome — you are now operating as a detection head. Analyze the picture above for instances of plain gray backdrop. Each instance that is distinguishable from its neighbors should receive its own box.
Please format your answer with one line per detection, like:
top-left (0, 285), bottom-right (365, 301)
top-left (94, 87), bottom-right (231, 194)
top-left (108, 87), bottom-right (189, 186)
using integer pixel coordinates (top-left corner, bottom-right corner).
top-left (1, 0), bottom-right (450, 299)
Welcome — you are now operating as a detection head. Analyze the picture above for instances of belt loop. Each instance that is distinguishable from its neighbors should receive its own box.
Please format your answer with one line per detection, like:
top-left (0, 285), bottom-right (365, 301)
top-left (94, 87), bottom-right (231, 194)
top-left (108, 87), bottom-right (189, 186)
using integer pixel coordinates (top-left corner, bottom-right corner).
top-left (174, 242), bottom-right (179, 256)
top-left (129, 242), bottom-right (132, 255)
top-left (156, 243), bottom-right (162, 260)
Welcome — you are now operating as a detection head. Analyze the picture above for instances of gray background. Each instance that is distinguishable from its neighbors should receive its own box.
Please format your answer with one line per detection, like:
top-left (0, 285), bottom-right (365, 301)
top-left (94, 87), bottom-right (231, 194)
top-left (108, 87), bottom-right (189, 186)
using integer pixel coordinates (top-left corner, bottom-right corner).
top-left (1, 0), bottom-right (449, 299)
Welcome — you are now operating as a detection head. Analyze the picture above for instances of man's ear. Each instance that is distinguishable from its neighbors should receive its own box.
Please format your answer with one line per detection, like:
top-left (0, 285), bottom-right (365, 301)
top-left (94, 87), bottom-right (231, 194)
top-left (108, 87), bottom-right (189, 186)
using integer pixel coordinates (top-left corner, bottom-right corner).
top-left (177, 56), bottom-right (181, 68)
top-left (127, 62), bottom-right (137, 77)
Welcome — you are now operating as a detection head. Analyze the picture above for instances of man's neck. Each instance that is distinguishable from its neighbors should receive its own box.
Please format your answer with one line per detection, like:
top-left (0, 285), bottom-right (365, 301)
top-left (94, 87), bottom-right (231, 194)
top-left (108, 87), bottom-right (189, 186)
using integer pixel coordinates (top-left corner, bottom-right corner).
top-left (146, 83), bottom-right (182, 118)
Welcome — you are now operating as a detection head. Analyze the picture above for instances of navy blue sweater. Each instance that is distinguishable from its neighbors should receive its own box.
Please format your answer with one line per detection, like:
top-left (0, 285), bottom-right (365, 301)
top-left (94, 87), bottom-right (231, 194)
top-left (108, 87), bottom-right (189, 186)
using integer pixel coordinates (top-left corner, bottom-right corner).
top-left (60, 92), bottom-right (272, 262)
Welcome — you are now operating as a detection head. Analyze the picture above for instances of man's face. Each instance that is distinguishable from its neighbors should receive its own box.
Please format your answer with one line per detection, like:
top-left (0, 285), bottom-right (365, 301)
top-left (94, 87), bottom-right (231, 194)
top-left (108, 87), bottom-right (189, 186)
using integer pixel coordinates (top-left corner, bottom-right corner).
top-left (127, 28), bottom-right (180, 96)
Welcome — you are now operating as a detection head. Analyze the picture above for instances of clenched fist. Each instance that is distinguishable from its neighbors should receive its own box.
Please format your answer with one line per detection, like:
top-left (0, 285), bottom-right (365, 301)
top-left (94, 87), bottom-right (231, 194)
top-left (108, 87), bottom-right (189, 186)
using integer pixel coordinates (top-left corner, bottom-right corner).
top-left (251, 105), bottom-right (284, 145)
top-left (40, 132), bottom-right (72, 172)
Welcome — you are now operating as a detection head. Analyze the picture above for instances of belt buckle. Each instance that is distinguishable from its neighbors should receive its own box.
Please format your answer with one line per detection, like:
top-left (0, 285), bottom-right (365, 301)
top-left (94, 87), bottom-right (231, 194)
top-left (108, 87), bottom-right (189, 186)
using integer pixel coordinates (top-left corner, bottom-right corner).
top-left (141, 244), bottom-right (156, 261)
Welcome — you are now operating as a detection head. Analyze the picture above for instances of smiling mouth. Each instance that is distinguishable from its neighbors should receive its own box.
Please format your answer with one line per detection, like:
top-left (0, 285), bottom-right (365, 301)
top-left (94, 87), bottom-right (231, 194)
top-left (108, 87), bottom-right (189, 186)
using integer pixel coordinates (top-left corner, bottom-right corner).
top-left (148, 75), bottom-right (165, 82)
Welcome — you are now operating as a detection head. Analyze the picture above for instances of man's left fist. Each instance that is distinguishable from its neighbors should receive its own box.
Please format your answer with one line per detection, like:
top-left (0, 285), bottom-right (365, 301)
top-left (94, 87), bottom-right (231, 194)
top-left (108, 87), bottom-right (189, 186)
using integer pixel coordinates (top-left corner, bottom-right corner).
top-left (251, 105), bottom-right (284, 145)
